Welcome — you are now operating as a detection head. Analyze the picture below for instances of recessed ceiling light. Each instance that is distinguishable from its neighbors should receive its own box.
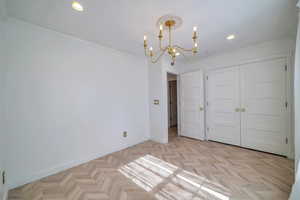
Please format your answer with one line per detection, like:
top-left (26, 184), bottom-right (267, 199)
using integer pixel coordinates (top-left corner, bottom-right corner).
top-left (72, 1), bottom-right (83, 12)
top-left (226, 34), bottom-right (235, 40)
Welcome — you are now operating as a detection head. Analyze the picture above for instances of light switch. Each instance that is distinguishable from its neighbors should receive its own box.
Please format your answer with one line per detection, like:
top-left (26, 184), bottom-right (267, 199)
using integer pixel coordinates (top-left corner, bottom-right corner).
top-left (123, 131), bottom-right (127, 138)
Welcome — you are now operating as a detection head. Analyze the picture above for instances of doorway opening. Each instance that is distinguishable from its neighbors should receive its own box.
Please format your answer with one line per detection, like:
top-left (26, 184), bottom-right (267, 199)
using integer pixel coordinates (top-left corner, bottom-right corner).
top-left (167, 73), bottom-right (178, 141)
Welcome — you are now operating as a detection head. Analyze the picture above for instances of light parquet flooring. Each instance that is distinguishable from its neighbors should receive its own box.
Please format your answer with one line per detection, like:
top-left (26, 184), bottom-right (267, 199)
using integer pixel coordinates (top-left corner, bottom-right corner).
top-left (9, 134), bottom-right (294, 200)
top-left (168, 127), bottom-right (178, 142)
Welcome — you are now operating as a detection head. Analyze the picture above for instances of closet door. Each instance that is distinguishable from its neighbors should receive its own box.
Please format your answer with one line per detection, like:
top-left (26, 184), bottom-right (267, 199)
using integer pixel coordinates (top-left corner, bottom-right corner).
top-left (180, 70), bottom-right (205, 140)
top-left (207, 67), bottom-right (241, 146)
top-left (240, 59), bottom-right (288, 156)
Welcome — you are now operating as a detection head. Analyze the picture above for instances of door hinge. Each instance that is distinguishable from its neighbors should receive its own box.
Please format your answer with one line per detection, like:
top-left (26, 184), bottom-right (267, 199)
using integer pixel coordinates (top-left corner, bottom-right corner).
top-left (284, 65), bottom-right (287, 71)
top-left (285, 101), bottom-right (288, 108)
top-left (285, 137), bottom-right (288, 144)
top-left (207, 127), bottom-right (209, 132)
top-left (2, 170), bottom-right (5, 185)
top-left (206, 102), bottom-right (209, 106)
top-left (206, 76), bottom-right (208, 80)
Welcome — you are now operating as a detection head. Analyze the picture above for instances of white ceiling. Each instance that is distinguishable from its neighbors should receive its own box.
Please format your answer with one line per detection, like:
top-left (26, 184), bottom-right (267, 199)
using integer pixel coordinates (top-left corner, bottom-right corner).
top-left (6, 0), bottom-right (298, 61)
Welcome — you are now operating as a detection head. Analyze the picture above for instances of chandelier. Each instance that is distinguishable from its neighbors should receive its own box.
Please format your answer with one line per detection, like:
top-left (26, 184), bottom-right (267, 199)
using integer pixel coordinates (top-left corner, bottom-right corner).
top-left (143, 15), bottom-right (198, 66)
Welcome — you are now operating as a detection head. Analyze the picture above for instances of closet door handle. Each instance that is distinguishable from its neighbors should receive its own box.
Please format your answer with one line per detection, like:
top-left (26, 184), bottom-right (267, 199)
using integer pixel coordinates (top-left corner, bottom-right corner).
top-left (199, 106), bottom-right (204, 111)
top-left (240, 108), bottom-right (246, 112)
top-left (235, 108), bottom-right (240, 112)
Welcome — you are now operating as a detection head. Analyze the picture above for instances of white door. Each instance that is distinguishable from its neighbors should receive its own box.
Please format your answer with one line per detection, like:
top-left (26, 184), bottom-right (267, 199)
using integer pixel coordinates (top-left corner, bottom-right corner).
top-left (180, 70), bottom-right (205, 140)
top-left (207, 67), bottom-right (241, 146)
top-left (240, 59), bottom-right (288, 155)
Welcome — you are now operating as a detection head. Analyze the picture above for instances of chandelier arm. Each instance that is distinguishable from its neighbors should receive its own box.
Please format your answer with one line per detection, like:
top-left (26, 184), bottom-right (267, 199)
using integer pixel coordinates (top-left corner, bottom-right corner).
top-left (159, 40), bottom-right (163, 51)
top-left (144, 48), bottom-right (148, 56)
top-left (150, 48), bottom-right (168, 63)
top-left (150, 46), bottom-right (168, 57)
top-left (176, 48), bottom-right (188, 59)
top-left (174, 45), bottom-right (194, 52)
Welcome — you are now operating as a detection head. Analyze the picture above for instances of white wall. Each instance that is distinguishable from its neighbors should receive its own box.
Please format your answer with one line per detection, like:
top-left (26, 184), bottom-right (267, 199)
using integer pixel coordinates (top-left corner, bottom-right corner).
top-left (0, 20), bottom-right (7, 200)
top-left (177, 38), bottom-right (295, 73)
top-left (294, 4), bottom-right (300, 175)
top-left (289, 3), bottom-right (300, 199)
top-left (148, 59), bottom-right (179, 144)
top-left (148, 61), bottom-right (165, 143)
top-left (0, 0), bottom-right (7, 198)
top-left (3, 18), bottom-right (150, 189)
top-left (0, 0), bottom-right (6, 20)
top-left (0, 22), bottom-right (3, 199)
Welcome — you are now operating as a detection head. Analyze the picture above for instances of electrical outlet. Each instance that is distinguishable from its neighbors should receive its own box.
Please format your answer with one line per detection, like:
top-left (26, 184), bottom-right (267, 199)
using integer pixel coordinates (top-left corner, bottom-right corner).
top-left (123, 131), bottom-right (127, 138)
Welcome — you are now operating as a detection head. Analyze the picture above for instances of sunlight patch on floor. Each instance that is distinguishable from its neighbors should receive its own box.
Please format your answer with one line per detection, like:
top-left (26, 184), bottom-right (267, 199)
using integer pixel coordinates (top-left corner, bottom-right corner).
top-left (118, 154), bottom-right (231, 200)
top-left (118, 161), bottom-right (163, 191)
top-left (155, 183), bottom-right (195, 200)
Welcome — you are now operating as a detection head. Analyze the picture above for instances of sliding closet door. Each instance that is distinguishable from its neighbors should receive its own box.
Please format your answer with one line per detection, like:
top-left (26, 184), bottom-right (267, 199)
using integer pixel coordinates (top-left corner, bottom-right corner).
top-left (180, 70), bottom-right (205, 140)
top-left (240, 59), bottom-right (288, 155)
top-left (207, 67), bottom-right (241, 146)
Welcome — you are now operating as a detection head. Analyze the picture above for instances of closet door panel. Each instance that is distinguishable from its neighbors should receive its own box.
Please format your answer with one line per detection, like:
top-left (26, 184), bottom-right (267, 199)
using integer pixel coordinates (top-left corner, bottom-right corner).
top-left (240, 59), bottom-right (288, 156)
top-left (180, 70), bottom-right (205, 140)
top-left (207, 67), bottom-right (241, 146)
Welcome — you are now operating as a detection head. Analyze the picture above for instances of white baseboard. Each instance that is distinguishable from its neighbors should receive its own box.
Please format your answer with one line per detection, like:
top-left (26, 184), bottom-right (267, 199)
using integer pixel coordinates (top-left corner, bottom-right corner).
top-left (4, 190), bottom-right (7, 200)
top-left (9, 153), bottom-right (104, 189)
top-left (289, 182), bottom-right (300, 200)
top-left (8, 138), bottom-right (149, 190)
top-left (1, 189), bottom-right (8, 200)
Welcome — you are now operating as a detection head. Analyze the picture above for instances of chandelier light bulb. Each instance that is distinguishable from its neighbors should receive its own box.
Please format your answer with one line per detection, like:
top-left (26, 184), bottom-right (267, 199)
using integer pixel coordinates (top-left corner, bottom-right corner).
top-left (149, 47), bottom-right (153, 51)
top-left (144, 35), bottom-right (147, 41)
top-left (193, 26), bottom-right (197, 32)
top-left (72, 1), bottom-right (84, 11)
top-left (176, 52), bottom-right (180, 56)
top-left (160, 24), bottom-right (163, 31)
top-left (194, 43), bottom-right (198, 47)
top-left (226, 34), bottom-right (235, 40)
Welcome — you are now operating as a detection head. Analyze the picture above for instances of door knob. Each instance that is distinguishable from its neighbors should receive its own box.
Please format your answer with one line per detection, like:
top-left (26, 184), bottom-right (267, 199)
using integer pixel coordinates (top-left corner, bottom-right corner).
top-left (200, 106), bottom-right (204, 111)
top-left (240, 108), bottom-right (246, 112)
top-left (235, 108), bottom-right (240, 112)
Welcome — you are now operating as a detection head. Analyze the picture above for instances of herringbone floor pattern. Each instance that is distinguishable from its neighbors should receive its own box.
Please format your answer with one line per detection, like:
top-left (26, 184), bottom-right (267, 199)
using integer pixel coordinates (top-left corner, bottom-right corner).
top-left (9, 130), bottom-right (294, 200)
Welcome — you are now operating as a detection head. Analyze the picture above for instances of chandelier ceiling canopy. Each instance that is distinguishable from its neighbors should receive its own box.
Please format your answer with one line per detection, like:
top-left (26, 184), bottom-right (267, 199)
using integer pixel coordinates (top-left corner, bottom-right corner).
top-left (143, 15), bottom-right (198, 66)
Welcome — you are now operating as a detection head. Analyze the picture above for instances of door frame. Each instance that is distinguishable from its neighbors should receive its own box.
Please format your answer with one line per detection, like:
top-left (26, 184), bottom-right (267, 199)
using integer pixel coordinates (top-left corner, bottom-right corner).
top-left (204, 55), bottom-right (293, 158)
top-left (165, 72), bottom-right (181, 137)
